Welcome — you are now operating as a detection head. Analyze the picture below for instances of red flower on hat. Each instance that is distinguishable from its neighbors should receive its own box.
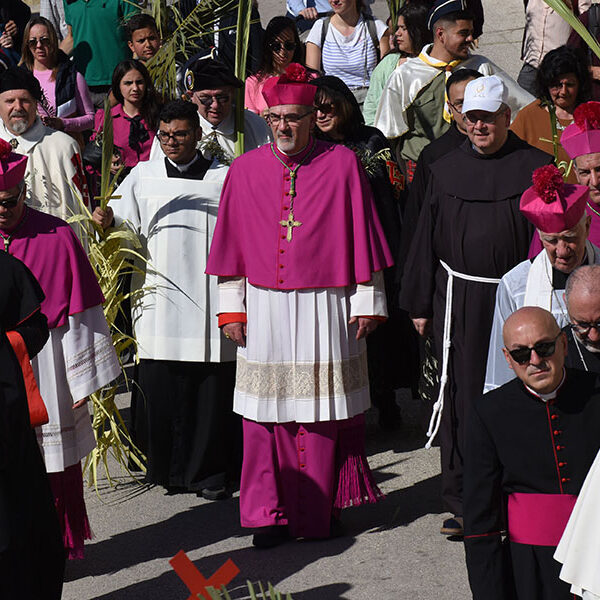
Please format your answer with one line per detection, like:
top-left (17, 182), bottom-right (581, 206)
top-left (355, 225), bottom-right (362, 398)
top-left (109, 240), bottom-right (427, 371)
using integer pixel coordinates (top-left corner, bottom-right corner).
top-left (574, 101), bottom-right (600, 131)
top-left (532, 164), bottom-right (564, 204)
top-left (283, 63), bottom-right (308, 83)
top-left (0, 138), bottom-right (11, 159)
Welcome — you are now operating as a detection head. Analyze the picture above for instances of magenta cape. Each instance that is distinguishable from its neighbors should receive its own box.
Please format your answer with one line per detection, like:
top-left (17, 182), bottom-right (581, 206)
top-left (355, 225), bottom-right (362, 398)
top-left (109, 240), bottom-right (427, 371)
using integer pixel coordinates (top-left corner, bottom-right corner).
top-left (528, 202), bottom-right (600, 258)
top-left (206, 139), bottom-right (393, 288)
top-left (2, 207), bottom-right (104, 329)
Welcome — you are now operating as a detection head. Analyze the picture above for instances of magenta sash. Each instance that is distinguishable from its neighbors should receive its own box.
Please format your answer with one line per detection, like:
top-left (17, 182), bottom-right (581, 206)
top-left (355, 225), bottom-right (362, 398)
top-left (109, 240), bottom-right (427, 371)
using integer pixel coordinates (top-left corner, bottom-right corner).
top-left (508, 493), bottom-right (577, 546)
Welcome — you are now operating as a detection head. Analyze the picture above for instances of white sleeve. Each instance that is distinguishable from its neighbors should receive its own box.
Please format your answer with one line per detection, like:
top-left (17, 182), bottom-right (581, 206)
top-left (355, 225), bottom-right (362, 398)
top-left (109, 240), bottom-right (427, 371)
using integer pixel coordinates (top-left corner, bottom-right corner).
top-left (483, 278), bottom-right (518, 393)
top-left (375, 19), bottom-right (387, 39)
top-left (306, 19), bottom-right (325, 47)
top-left (349, 271), bottom-right (388, 318)
top-left (218, 276), bottom-right (246, 314)
top-left (111, 167), bottom-right (142, 232)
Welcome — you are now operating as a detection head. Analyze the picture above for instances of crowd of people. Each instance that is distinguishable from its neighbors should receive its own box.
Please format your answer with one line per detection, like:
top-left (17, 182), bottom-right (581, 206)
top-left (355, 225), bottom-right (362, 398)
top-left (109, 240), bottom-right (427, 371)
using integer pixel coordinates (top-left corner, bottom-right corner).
top-left (5, 0), bottom-right (600, 598)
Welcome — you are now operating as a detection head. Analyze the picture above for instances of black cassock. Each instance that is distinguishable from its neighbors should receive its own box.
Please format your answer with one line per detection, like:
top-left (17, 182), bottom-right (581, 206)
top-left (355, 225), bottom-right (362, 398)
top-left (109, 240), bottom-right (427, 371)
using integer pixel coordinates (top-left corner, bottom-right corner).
top-left (464, 369), bottom-right (600, 600)
top-left (400, 132), bottom-right (552, 516)
top-left (0, 252), bottom-right (64, 599)
top-left (130, 155), bottom-right (241, 494)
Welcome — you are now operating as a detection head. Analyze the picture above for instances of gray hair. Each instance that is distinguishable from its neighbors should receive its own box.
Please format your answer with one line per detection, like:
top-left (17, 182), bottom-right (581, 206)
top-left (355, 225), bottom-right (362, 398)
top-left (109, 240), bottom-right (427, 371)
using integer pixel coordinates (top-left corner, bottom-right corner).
top-left (565, 264), bottom-right (600, 305)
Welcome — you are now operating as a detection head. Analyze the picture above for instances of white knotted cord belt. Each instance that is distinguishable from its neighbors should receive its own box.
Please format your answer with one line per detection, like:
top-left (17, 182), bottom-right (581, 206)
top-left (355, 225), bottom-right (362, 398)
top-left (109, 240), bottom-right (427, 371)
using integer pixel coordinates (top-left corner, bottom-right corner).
top-left (425, 260), bottom-right (501, 449)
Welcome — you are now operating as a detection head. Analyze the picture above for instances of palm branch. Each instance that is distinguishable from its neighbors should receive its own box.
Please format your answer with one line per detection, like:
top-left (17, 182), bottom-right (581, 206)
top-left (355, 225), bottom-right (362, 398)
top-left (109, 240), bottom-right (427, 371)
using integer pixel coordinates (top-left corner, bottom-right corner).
top-left (386, 0), bottom-right (406, 33)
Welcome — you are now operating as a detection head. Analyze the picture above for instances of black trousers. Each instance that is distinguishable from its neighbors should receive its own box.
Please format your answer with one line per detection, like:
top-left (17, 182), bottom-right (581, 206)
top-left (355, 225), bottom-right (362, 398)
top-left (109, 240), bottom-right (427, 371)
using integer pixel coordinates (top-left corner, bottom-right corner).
top-left (137, 359), bottom-right (240, 491)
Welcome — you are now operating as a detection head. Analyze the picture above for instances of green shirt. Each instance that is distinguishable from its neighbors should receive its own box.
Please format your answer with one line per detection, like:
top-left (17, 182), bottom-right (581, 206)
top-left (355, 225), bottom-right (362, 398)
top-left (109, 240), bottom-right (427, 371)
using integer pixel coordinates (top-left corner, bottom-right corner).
top-left (363, 53), bottom-right (401, 126)
top-left (64, 0), bottom-right (140, 87)
top-left (398, 72), bottom-right (449, 162)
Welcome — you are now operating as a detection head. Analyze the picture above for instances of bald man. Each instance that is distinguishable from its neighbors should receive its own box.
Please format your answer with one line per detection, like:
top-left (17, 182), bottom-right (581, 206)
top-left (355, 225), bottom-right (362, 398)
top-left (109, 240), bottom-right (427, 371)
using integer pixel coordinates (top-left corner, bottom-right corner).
top-left (564, 265), bottom-right (600, 373)
top-left (464, 307), bottom-right (600, 600)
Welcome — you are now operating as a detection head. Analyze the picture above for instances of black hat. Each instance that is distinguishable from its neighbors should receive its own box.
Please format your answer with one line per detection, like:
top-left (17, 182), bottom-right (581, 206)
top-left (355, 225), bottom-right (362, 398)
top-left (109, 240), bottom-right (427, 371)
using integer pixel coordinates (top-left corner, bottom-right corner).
top-left (311, 76), bottom-right (364, 126)
top-left (184, 58), bottom-right (243, 92)
top-left (0, 66), bottom-right (42, 101)
top-left (427, 0), bottom-right (468, 30)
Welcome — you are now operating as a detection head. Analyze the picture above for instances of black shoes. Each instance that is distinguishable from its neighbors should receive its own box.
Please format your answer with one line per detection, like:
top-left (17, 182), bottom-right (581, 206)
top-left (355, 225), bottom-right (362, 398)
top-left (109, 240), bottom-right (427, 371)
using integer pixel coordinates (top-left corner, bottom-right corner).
top-left (252, 526), bottom-right (290, 549)
top-left (198, 486), bottom-right (230, 501)
top-left (440, 516), bottom-right (464, 536)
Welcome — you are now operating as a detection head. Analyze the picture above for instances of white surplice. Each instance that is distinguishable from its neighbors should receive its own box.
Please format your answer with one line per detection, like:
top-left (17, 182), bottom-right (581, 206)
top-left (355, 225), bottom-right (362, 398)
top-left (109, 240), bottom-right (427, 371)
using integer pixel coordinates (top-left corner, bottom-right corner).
top-left (484, 242), bottom-right (600, 393)
top-left (33, 305), bottom-right (121, 472)
top-left (112, 157), bottom-right (236, 363)
top-left (555, 449), bottom-right (600, 599)
top-left (219, 272), bottom-right (388, 423)
top-left (0, 118), bottom-right (88, 223)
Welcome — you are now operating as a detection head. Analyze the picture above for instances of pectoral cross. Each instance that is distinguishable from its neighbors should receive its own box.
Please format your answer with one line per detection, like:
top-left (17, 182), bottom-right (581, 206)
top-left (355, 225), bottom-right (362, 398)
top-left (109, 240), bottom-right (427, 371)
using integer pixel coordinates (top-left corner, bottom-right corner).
top-left (280, 209), bottom-right (302, 242)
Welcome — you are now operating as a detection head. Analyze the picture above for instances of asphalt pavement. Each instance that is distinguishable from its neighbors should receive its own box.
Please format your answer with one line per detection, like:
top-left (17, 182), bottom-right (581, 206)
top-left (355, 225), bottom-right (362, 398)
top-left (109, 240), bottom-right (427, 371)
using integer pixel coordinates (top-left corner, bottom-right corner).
top-left (62, 0), bottom-right (527, 598)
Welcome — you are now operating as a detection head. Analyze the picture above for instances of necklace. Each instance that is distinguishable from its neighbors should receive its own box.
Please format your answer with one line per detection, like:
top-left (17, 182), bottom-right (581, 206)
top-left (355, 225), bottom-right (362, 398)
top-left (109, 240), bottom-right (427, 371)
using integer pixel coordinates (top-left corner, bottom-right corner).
top-left (270, 141), bottom-right (317, 242)
top-left (587, 201), bottom-right (600, 219)
top-left (0, 205), bottom-right (28, 252)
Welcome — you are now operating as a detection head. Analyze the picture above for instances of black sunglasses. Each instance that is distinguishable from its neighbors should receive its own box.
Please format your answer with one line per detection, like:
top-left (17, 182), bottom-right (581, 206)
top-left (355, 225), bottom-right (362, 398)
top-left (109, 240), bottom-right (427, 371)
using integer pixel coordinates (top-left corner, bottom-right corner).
top-left (0, 188), bottom-right (23, 209)
top-left (506, 333), bottom-right (562, 365)
top-left (269, 41), bottom-right (296, 53)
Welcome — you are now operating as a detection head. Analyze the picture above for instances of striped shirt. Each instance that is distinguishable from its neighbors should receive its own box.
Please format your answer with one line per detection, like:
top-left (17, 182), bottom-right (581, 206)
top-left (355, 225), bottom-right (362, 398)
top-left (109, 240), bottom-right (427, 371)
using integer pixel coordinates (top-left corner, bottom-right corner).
top-left (306, 15), bottom-right (387, 89)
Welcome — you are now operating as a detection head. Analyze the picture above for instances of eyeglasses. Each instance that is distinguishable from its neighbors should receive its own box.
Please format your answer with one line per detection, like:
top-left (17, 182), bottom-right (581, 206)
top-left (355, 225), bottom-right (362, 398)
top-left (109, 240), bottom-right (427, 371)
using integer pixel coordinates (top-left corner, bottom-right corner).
top-left (27, 36), bottom-right (51, 48)
top-left (447, 100), bottom-right (463, 112)
top-left (269, 41), bottom-right (296, 53)
top-left (157, 129), bottom-right (192, 143)
top-left (570, 320), bottom-right (600, 335)
top-left (267, 111), bottom-right (313, 126)
top-left (0, 187), bottom-right (23, 209)
top-left (464, 109), bottom-right (507, 125)
top-left (315, 103), bottom-right (335, 115)
top-left (195, 94), bottom-right (231, 107)
top-left (506, 333), bottom-right (562, 365)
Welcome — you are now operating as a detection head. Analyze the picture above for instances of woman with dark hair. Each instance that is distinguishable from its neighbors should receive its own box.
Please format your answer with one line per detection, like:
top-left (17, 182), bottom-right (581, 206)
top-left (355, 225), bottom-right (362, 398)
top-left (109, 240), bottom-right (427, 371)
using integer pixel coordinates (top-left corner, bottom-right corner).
top-left (363, 0), bottom-right (431, 125)
top-left (90, 59), bottom-right (161, 175)
top-left (305, 0), bottom-right (389, 105)
top-left (245, 16), bottom-right (303, 116)
top-left (511, 45), bottom-right (591, 184)
top-left (313, 75), bottom-right (412, 430)
top-left (20, 16), bottom-right (94, 145)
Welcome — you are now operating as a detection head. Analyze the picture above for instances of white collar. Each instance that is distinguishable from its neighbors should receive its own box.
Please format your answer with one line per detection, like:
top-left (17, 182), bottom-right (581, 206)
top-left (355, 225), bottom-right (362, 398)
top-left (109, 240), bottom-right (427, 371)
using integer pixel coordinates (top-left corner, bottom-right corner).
top-left (199, 110), bottom-right (235, 136)
top-left (525, 368), bottom-right (566, 402)
top-left (167, 153), bottom-right (200, 172)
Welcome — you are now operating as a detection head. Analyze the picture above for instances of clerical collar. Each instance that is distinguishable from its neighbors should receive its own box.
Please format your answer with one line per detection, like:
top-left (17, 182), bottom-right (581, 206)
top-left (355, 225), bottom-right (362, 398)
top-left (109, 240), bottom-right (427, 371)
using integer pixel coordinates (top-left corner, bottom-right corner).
top-left (272, 137), bottom-right (317, 166)
top-left (167, 152), bottom-right (201, 173)
top-left (524, 368), bottom-right (566, 402)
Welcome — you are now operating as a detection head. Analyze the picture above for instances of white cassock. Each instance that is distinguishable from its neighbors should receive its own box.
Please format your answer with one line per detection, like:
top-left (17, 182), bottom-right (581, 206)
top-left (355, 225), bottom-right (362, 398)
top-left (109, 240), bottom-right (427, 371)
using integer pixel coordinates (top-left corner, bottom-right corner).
top-left (219, 272), bottom-right (388, 423)
top-left (555, 448), bottom-right (600, 599)
top-left (149, 108), bottom-right (271, 165)
top-left (484, 241), bottom-right (600, 393)
top-left (0, 118), bottom-right (89, 223)
top-left (373, 44), bottom-right (534, 140)
top-left (111, 157), bottom-right (236, 363)
top-left (33, 305), bottom-right (121, 472)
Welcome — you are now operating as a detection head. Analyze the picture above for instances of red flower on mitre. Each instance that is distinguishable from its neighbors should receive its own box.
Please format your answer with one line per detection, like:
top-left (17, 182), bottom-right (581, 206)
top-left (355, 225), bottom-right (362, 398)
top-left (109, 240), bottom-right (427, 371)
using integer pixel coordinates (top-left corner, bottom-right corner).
top-left (574, 101), bottom-right (600, 131)
top-left (0, 138), bottom-right (11, 160)
top-left (532, 164), bottom-right (564, 204)
top-left (283, 63), bottom-right (308, 83)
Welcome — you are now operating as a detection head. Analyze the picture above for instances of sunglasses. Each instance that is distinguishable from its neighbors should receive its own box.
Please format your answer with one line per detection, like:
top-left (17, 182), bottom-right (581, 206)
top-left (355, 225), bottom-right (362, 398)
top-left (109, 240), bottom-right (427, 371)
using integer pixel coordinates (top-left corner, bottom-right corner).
top-left (506, 333), bottom-right (562, 365)
top-left (195, 94), bottom-right (231, 107)
top-left (28, 36), bottom-right (52, 48)
top-left (269, 41), bottom-right (296, 53)
top-left (316, 103), bottom-right (335, 115)
top-left (464, 108), bottom-right (507, 125)
top-left (0, 188), bottom-right (23, 209)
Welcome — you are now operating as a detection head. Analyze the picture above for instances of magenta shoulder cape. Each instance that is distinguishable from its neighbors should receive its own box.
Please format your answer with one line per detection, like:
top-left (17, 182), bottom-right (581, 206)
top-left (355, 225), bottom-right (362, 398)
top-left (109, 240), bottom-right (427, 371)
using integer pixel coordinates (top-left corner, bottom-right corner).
top-left (206, 139), bottom-right (393, 288)
top-left (2, 207), bottom-right (104, 329)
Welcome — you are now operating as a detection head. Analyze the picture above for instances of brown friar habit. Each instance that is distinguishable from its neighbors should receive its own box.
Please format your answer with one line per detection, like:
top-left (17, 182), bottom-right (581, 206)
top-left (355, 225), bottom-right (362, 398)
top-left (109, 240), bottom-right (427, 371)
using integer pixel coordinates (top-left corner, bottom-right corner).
top-left (400, 132), bottom-right (552, 516)
top-left (0, 252), bottom-right (64, 599)
top-left (464, 369), bottom-right (600, 599)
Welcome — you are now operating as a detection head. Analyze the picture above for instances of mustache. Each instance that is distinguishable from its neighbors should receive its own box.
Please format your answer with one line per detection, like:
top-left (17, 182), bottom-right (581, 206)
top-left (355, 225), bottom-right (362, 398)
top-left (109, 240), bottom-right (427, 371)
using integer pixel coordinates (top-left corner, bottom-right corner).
top-left (10, 111), bottom-right (27, 118)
